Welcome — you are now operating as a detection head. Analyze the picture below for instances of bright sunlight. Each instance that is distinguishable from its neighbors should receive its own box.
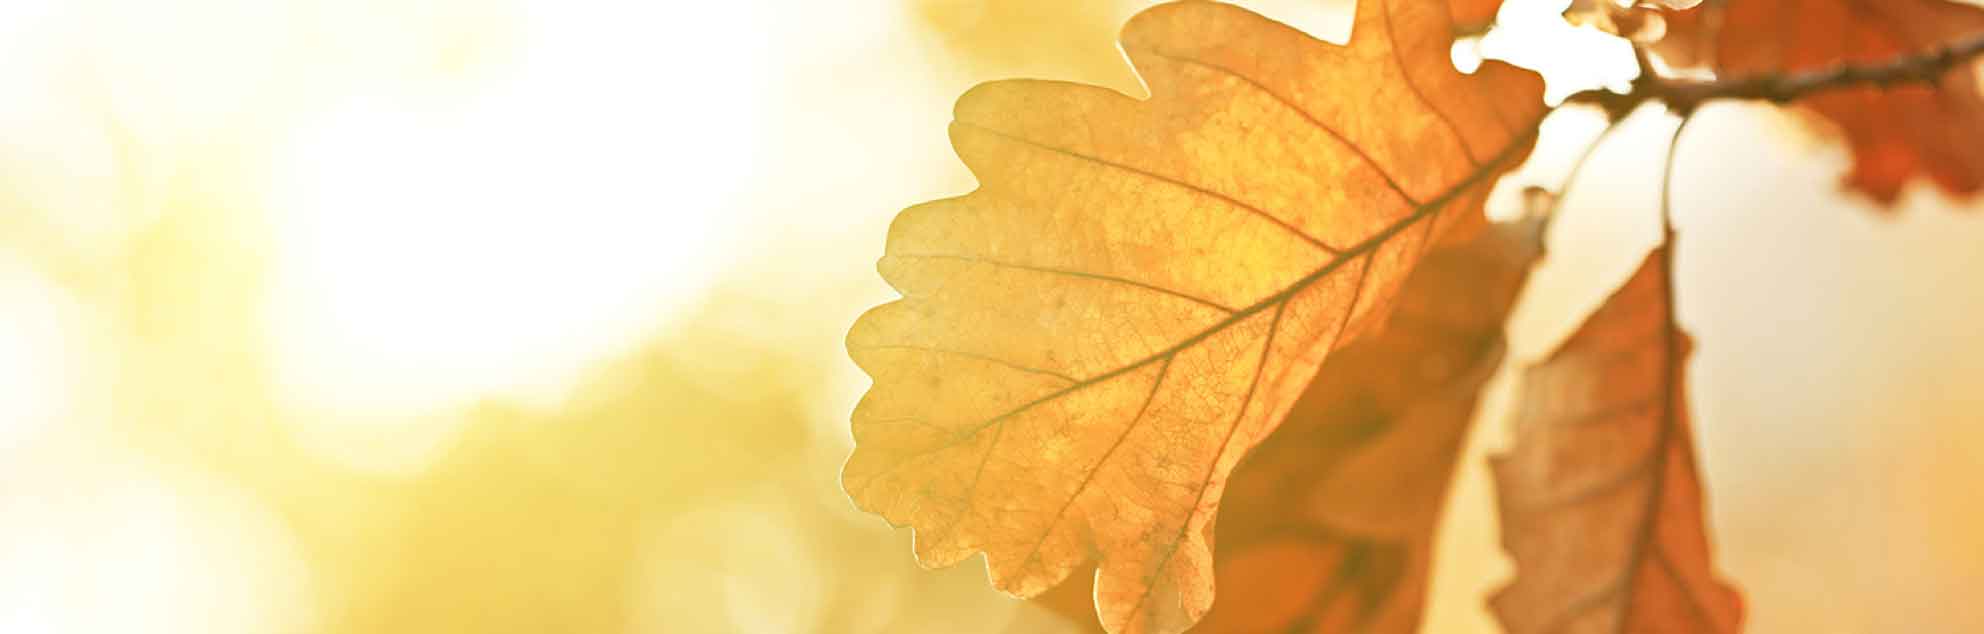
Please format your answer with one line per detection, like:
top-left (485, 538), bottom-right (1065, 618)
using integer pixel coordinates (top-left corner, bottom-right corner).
top-left (263, 1), bottom-right (771, 471)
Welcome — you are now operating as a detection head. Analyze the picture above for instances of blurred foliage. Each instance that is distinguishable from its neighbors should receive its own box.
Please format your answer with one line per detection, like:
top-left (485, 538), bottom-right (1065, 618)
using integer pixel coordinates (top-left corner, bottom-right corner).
top-left (309, 294), bottom-right (820, 633)
top-left (13, 170), bottom-right (1068, 631)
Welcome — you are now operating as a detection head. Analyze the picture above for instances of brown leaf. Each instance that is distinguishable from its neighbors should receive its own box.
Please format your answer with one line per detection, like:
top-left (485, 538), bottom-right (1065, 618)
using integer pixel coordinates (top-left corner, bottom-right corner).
top-left (1652, 0), bottom-right (1984, 204)
top-left (843, 1), bottom-right (1546, 632)
top-left (1040, 216), bottom-right (1549, 633)
top-left (1490, 247), bottom-right (1745, 634)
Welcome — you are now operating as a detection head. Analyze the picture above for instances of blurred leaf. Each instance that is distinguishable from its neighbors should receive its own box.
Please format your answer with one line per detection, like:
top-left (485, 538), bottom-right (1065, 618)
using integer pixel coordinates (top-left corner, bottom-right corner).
top-left (843, 1), bottom-right (1545, 631)
top-left (283, 292), bottom-right (823, 633)
top-left (1490, 246), bottom-right (1745, 634)
top-left (1648, 0), bottom-right (1984, 204)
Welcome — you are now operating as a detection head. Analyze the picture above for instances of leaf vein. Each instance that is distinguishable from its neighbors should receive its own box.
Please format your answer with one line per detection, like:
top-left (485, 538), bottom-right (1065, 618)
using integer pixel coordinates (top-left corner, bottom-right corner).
top-left (865, 120), bottom-right (1539, 521)
top-left (853, 344), bottom-right (1080, 384)
top-left (1135, 47), bottom-right (1423, 207)
top-left (1016, 355), bottom-right (1177, 576)
top-left (1380, 0), bottom-right (1483, 165)
top-left (892, 252), bottom-right (1238, 314)
top-left (1125, 298), bottom-right (1288, 630)
top-left (955, 121), bottom-right (1347, 255)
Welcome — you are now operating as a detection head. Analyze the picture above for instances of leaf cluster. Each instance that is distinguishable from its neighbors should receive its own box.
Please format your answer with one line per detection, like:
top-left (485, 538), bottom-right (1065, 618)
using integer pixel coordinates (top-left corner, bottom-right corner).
top-left (845, 1), bottom-right (1984, 632)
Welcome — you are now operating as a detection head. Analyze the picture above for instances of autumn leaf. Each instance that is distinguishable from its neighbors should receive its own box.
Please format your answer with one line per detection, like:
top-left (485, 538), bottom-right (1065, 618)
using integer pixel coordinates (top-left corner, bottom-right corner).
top-left (1197, 216), bottom-right (1546, 634)
top-left (843, 0), bottom-right (1546, 631)
top-left (1649, 0), bottom-right (1984, 203)
top-left (1036, 216), bottom-right (1548, 633)
top-left (1490, 246), bottom-right (1744, 634)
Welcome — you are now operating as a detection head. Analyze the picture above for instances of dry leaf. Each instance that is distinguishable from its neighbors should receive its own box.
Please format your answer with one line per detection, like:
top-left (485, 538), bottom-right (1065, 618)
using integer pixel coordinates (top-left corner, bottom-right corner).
top-left (843, 1), bottom-right (1546, 632)
top-left (1490, 246), bottom-right (1744, 634)
top-left (1200, 216), bottom-right (1545, 633)
top-left (1038, 217), bottom-right (1549, 633)
top-left (1651, 0), bottom-right (1984, 203)
top-left (1024, 216), bottom-right (1550, 632)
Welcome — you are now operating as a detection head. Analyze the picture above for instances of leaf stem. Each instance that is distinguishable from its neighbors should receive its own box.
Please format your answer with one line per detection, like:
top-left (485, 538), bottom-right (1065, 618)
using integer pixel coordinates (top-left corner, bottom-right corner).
top-left (1617, 108), bottom-right (1692, 634)
top-left (1537, 117), bottom-right (1623, 232)
top-left (1660, 114), bottom-right (1691, 241)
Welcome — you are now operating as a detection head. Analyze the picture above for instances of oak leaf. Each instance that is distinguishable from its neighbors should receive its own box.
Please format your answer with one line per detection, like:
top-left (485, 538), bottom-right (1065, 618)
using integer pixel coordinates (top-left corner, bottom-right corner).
top-left (1651, 0), bottom-right (1984, 203)
top-left (1036, 216), bottom-right (1548, 633)
top-left (1490, 246), bottom-right (1745, 634)
top-left (843, 1), bottom-right (1545, 632)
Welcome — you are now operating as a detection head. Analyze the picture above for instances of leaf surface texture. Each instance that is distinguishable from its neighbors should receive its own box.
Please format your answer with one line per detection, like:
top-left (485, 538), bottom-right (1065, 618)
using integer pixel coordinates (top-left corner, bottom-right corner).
top-left (843, 1), bottom-right (1545, 632)
top-left (1038, 218), bottom-right (1548, 633)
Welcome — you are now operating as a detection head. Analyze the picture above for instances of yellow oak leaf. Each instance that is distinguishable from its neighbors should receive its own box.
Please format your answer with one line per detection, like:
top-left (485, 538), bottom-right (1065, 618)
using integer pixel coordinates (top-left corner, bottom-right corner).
top-left (845, 2), bottom-right (1545, 631)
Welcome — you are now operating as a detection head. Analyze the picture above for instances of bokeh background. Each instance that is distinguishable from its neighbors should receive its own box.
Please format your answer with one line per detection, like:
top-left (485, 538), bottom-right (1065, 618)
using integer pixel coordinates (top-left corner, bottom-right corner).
top-left (2, 0), bottom-right (1980, 632)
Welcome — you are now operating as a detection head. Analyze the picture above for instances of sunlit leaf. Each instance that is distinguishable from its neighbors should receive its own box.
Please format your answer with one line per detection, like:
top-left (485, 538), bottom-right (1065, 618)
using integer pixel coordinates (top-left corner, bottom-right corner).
top-left (1037, 216), bottom-right (1548, 633)
top-left (844, 2), bottom-right (1546, 630)
top-left (1200, 217), bottom-right (1545, 634)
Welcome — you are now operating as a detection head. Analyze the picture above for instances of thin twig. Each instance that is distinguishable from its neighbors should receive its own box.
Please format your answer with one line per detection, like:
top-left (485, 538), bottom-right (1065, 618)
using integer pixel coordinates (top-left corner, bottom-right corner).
top-left (1537, 116), bottom-right (1624, 233)
top-left (1568, 29), bottom-right (1984, 116)
top-left (1661, 114), bottom-right (1692, 239)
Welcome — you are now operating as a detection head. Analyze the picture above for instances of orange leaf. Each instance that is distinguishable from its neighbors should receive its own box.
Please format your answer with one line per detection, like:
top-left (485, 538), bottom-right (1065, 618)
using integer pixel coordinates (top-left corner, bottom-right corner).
top-left (1490, 247), bottom-right (1745, 634)
top-left (1654, 0), bottom-right (1984, 204)
top-left (843, 1), bottom-right (1545, 632)
top-left (1036, 217), bottom-right (1549, 633)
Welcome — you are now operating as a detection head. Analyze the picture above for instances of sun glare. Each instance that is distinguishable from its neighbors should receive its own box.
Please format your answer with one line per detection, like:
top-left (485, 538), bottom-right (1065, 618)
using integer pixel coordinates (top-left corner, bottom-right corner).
top-left (1482, 0), bottom-right (1640, 100)
top-left (0, 254), bottom-right (79, 454)
top-left (264, 1), bottom-right (770, 470)
top-left (0, 459), bottom-right (314, 634)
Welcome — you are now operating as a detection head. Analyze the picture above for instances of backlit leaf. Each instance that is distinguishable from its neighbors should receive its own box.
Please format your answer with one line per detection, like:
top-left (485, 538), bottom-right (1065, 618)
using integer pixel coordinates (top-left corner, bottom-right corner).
top-left (1037, 217), bottom-right (1548, 633)
top-left (844, 1), bottom-right (1546, 632)
top-left (1202, 217), bottom-right (1545, 634)
top-left (1490, 246), bottom-right (1745, 634)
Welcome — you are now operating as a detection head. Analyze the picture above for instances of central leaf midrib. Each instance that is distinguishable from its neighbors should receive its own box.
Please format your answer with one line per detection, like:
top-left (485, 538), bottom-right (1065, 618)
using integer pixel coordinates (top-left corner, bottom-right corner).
top-left (912, 120), bottom-right (1541, 457)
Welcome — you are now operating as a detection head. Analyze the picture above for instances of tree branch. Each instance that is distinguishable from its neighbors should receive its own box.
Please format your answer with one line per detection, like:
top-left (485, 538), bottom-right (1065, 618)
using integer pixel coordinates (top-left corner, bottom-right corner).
top-left (1568, 29), bottom-right (1984, 116)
